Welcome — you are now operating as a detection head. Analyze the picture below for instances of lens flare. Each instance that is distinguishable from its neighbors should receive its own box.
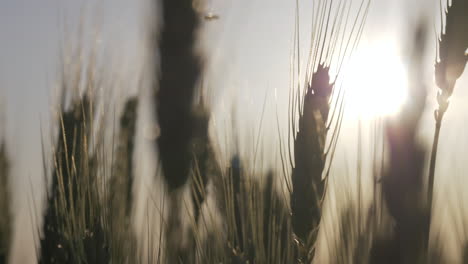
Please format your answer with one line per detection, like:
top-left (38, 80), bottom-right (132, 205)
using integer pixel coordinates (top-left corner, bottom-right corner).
top-left (344, 42), bottom-right (408, 119)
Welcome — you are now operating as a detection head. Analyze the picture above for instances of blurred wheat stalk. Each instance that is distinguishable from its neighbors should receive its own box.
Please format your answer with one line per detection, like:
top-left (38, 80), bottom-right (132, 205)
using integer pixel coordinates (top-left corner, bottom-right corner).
top-left (370, 24), bottom-right (429, 264)
top-left (0, 141), bottom-right (11, 264)
top-left (429, 0), bottom-right (468, 212)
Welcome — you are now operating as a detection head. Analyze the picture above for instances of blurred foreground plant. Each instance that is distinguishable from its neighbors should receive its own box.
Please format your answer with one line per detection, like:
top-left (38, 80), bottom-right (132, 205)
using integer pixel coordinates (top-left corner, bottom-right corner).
top-left (429, 0), bottom-right (468, 213)
top-left (0, 141), bottom-right (11, 264)
top-left (370, 23), bottom-right (431, 264)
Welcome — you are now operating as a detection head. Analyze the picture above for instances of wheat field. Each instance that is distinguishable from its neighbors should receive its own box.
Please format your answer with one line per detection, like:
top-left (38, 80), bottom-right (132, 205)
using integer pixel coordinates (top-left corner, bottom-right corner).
top-left (1, 0), bottom-right (468, 263)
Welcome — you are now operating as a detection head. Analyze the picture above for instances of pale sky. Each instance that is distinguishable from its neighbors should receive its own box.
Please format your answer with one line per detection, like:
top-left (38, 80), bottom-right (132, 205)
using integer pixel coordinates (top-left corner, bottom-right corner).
top-left (1, 0), bottom-right (468, 263)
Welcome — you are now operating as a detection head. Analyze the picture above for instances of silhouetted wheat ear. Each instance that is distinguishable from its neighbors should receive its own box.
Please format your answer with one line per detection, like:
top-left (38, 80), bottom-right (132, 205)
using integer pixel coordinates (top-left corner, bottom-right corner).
top-left (40, 96), bottom-right (91, 263)
top-left (429, 0), bottom-right (468, 212)
top-left (110, 97), bottom-right (138, 217)
top-left (108, 96), bottom-right (138, 262)
top-left (153, 0), bottom-right (204, 262)
top-left (435, 0), bottom-right (468, 98)
top-left (40, 95), bottom-right (109, 264)
top-left (0, 142), bottom-right (11, 264)
top-left (287, 1), bottom-right (370, 261)
top-left (291, 64), bottom-right (331, 257)
top-left (155, 0), bottom-right (202, 191)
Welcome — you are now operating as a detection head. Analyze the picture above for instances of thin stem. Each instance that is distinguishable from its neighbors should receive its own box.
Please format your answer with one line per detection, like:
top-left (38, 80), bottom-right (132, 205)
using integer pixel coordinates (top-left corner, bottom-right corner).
top-left (425, 111), bottom-right (444, 259)
top-left (428, 110), bottom-right (444, 216)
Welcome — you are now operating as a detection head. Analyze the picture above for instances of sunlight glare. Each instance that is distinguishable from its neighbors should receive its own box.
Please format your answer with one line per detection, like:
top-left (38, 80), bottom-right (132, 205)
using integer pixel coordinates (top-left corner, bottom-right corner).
top-left (344, 42), bottom-right (408, 119)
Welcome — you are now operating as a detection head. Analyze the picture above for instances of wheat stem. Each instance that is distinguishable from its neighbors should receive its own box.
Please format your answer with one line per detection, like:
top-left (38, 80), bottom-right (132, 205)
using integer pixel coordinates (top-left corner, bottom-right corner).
top-left (428, 108), bottom-right (444, 214)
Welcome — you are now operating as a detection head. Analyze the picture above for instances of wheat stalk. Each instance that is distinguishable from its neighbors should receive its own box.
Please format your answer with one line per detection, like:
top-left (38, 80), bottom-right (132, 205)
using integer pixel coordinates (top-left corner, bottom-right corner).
top-left (288, 1), bottom-right (369, 261)
top-left (40, 41), bottom-right (111, 262)
top-left (370, 24), bottom-right (429, 264)
top-left (154, 0), bottom-right (203, 192)
top-left (0, 141), bottom-right (11, 264)
top-left (152, 1), bottom-right (208, 261)
top-left (429, 0), bottom-right (468, 216)
top-left (190, 93), bottom-right (221, 225)
top-left (107, 96), bottom-right (138, 263)
top-left (40, 95), bottom-right (108, 263)
top-left (214, 155), bottom-right (293, 263)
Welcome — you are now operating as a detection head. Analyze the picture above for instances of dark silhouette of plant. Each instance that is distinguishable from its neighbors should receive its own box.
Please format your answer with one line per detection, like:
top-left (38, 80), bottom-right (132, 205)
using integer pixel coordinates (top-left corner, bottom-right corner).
top-left (288, 1), bottom-right (369, 261)
top-left (370, 24), bottom-right (429, 264)
top-left (40, 95), bottom-right (109, 264)
top-left (429, 0), bottom-right (468, 219)
top-left (0, 141), bottom-right (11, 264)
top-left (290, 63), bottom-right (332, 261)
top-left (215, 156), bottom-right (293, 263)
top-left (190, 96), bottom-right (221, 224)
top-left (108, 96), bottom-right (139, 262)
top-left (154, 0), bottom-right (202, 191)
top-left (152, 0), bottom-right (210, 261)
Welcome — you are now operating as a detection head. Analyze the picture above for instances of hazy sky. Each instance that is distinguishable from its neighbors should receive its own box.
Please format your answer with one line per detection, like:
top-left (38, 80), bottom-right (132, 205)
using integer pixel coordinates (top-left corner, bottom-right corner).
top-left (2, 0), bottom-right (468, 263)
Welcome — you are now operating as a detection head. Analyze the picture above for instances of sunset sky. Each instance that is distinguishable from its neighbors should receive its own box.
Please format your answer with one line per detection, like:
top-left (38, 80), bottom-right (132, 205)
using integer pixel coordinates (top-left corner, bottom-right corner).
top-left (2, 0), bottom-right (468, 262)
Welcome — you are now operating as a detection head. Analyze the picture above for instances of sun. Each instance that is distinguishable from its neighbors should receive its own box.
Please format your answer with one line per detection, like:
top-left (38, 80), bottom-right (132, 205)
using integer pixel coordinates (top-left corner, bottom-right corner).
top-left (343, 41), bottom-right (408, 119)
